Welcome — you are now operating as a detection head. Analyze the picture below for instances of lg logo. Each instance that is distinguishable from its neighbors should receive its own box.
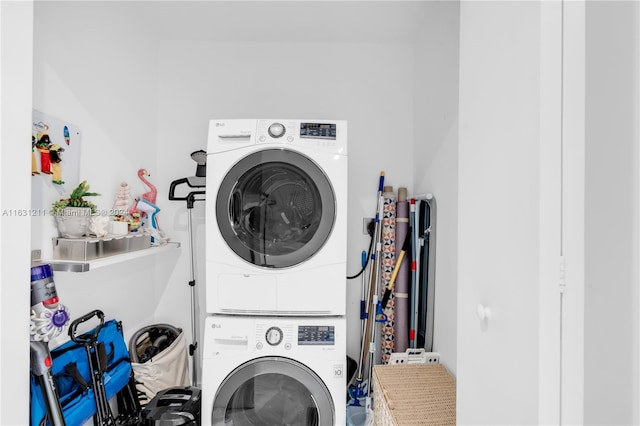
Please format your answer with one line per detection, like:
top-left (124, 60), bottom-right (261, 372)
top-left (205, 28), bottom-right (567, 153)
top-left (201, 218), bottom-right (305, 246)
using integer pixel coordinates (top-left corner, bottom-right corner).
top-left (215, 122), bottom-right (225, 127)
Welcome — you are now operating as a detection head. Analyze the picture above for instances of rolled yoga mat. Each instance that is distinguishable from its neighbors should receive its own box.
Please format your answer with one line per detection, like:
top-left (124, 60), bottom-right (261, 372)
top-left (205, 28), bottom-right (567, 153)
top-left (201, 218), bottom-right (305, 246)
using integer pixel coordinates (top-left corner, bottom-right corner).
top-left (394, 187), bottom-right (410, 353)
top-left (379, 186), bottom-right (396, 364)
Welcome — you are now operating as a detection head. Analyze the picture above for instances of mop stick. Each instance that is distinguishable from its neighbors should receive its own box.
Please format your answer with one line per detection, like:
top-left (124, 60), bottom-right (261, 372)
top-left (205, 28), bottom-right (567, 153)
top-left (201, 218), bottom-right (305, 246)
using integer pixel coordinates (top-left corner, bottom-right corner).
top-left (366, 237), bottom-right (382, 398)
top-left (357, 254), bottom-right (374, 379)
top-left (357, 213), bottom-right (382, 383)
top-left (355, 172), bottom-right (385, 388)
top-left (364, 211), bottom-right (383, 404)
top-left (351, 253), bottom-right (379, 406)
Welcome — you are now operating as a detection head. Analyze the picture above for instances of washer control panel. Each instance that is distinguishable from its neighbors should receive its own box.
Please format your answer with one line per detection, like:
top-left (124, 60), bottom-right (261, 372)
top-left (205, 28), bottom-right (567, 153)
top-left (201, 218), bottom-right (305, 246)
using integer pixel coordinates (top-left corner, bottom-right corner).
top-left (255, 322), bottom-right (294, 350)
top-left (254, 322), bottom-right (335, 349)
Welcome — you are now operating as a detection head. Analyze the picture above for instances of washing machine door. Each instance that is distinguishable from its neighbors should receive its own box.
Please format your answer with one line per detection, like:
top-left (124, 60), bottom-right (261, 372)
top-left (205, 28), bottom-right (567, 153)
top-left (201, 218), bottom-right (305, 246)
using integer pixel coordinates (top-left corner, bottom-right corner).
top-left (212, 356), bottom-right (334, 426)
top-left (217, 148), bottom-right (335, 268)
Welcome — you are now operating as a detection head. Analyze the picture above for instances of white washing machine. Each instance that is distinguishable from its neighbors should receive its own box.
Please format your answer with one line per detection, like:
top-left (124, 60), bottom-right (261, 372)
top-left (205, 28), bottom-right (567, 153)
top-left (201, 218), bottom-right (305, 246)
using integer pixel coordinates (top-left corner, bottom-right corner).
top-left (201, 315), bottom-right (346, 426)
top-left (206, 119), bottom-right (348, 316)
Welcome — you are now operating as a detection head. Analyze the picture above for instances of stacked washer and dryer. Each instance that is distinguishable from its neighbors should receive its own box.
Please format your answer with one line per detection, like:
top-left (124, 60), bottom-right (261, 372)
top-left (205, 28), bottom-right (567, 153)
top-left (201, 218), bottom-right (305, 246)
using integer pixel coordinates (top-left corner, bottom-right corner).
top-left (202, 119), bottom-right (348, 425)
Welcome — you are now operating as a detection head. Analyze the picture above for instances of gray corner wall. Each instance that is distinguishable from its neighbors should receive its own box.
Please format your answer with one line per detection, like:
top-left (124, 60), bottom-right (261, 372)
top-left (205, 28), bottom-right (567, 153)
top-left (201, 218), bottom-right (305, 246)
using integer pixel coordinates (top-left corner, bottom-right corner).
top-left (585, 2), bottom-right (639, 424)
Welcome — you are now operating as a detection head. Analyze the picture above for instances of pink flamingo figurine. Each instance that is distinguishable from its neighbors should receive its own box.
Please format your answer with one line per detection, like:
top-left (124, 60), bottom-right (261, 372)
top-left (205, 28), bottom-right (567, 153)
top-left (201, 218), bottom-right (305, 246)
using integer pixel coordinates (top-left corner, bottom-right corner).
top-left (138, 168), bottom-right (157, 205)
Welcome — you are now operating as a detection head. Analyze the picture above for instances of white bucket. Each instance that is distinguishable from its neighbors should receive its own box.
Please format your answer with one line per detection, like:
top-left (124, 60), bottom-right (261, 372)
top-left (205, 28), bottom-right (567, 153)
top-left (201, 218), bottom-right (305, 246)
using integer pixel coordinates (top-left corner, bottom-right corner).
top-left (347, 404), bottom-right (374, 426)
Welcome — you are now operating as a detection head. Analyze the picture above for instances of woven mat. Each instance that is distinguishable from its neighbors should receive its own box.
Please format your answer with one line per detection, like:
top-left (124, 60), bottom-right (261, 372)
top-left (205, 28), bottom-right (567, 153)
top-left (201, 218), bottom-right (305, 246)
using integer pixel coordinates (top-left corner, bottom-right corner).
top-left (373, 364), bottom-right (456, 425)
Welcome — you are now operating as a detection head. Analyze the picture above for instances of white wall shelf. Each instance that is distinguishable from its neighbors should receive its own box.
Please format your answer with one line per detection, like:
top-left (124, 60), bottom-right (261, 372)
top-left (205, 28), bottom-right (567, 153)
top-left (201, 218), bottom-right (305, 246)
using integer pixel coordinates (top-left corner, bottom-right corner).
top-left (46, 241), bottom-right (181, 272)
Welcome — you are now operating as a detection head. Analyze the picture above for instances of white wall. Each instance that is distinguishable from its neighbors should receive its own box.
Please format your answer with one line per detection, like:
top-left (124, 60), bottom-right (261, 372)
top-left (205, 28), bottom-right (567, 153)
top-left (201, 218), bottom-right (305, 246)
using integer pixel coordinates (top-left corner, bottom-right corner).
top-left (0, 2), bottom-right (33, 424)
top-left (413, 0), bottom-right (459, 375)
top-left (585, 1), bottom-right (639, 424)
top-left (32, 2), bottom-right (179, 344)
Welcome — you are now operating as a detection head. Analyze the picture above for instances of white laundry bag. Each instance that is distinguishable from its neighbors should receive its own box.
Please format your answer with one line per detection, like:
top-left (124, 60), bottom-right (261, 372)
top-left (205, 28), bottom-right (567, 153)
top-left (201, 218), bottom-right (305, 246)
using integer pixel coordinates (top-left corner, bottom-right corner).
top-left (130, 325), bottom-right (190, 406)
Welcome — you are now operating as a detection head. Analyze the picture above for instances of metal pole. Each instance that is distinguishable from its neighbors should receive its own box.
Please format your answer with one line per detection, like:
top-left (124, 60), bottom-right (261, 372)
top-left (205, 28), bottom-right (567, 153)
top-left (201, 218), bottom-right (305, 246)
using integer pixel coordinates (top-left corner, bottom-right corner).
top-left (30, 341), bottom-right (66, 426)
top-left (187, 195), bottom-right (199, 387)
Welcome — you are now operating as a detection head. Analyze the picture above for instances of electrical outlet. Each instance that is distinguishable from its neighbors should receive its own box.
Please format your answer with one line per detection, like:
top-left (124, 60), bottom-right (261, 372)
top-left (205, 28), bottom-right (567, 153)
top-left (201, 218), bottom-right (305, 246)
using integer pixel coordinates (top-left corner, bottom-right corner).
top-left (362, 218), bottom-right (374, 235)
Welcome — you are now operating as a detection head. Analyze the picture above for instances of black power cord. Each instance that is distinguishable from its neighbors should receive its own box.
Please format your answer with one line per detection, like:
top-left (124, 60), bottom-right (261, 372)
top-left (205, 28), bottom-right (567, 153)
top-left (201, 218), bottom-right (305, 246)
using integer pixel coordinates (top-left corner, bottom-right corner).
top-left (346, 221), bottom-right (376, 280)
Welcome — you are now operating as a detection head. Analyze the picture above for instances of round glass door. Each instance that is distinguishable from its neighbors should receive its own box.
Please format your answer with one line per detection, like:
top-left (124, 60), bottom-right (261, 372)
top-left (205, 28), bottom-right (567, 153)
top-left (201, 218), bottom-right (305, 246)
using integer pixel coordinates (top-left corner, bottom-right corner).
top-left (212, 357), bottom-right (334, 425)
top-left (217, 149), bottom-right (335, 268)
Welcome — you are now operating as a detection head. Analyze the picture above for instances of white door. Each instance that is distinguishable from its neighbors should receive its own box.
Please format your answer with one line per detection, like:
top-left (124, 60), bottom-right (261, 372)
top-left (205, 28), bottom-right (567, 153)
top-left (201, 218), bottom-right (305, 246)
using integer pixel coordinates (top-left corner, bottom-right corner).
top-left (457, 2), bottom-right (567, 424)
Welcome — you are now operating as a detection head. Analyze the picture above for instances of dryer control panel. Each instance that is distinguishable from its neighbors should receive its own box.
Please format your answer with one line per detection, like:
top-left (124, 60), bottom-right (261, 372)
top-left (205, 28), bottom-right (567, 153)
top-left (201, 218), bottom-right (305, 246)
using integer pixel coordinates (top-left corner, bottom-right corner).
top-left (299, 123), bottom-right (337, 140)
top-left (255, 120), bottom-right (342, 151)
top-left (208, 118), bottom-right (347, 156)
top-left (298, 325), bottom-right (335, 346)
top-left (264, 121), bottom-right (337, 141)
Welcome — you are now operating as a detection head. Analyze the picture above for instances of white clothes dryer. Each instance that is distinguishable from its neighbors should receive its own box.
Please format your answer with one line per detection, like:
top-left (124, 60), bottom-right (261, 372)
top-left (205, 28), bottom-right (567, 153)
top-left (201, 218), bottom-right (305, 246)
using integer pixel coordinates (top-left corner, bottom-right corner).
top-left (206, 119), bottom-right (347, 316)
top-left (201, 315), bottom-right (346, 426)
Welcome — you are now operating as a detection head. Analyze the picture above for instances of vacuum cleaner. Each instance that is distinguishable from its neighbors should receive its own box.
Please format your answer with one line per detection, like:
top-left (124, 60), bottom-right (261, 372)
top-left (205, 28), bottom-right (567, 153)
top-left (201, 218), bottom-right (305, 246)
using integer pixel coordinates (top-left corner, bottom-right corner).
top-left (30, 264), bottom-right (70, 426)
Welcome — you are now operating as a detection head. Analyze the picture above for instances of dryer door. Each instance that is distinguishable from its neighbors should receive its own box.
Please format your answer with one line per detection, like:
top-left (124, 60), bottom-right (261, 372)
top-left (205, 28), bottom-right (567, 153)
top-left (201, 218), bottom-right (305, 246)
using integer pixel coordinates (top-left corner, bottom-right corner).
top-left (212, 356), bottom-right (334, 425)
top-left (217, 148), bottom-right (335, 268)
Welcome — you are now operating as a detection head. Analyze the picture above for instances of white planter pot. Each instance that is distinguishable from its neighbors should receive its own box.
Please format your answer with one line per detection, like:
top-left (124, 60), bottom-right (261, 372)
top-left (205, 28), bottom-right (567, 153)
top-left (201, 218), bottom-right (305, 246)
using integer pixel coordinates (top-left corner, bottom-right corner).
top-left (109, 220), bottom-right (129, 236)
top-left (55, 207), bottom-right (92, 238)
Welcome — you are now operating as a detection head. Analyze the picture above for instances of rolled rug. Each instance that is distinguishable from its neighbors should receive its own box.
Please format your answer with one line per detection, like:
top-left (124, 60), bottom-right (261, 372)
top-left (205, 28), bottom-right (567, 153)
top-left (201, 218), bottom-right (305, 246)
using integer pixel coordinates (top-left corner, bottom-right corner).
top-left (393, 187), bottom-right (410, 353)
top-left (379, 186), bottom-right (396, 364)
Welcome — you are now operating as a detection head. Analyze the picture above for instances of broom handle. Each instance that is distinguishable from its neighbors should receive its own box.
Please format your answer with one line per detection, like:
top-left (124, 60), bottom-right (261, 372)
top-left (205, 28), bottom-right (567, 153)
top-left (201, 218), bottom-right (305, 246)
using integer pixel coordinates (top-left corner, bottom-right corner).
top-left (357, 197), bottom-right (384, 381)
top-left (356, 172), bottom-right (384, 382)
top-left (358, 234), bottom-right (381, 383)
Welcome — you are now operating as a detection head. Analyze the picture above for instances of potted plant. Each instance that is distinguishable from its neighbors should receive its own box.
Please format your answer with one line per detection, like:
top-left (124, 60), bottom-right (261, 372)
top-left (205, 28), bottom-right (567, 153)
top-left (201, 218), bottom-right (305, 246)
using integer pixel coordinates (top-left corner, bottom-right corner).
top-left (52, 180), bottom-right (100, 238)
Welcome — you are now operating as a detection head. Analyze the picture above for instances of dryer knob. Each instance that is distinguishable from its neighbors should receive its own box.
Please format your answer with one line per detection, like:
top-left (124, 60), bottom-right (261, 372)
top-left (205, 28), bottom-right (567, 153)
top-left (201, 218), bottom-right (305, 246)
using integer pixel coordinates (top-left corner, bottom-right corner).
top-left (268, 123), bottom-right (286, 138)
top-left (265, 326), bottom-right (283, 346)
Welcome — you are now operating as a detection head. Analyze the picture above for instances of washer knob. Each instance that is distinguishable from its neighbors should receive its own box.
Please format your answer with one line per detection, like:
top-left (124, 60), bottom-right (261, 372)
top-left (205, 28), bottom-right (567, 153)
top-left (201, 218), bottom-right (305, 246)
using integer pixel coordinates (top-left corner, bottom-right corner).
top-left (268, 123), bottom-right (286, 138)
